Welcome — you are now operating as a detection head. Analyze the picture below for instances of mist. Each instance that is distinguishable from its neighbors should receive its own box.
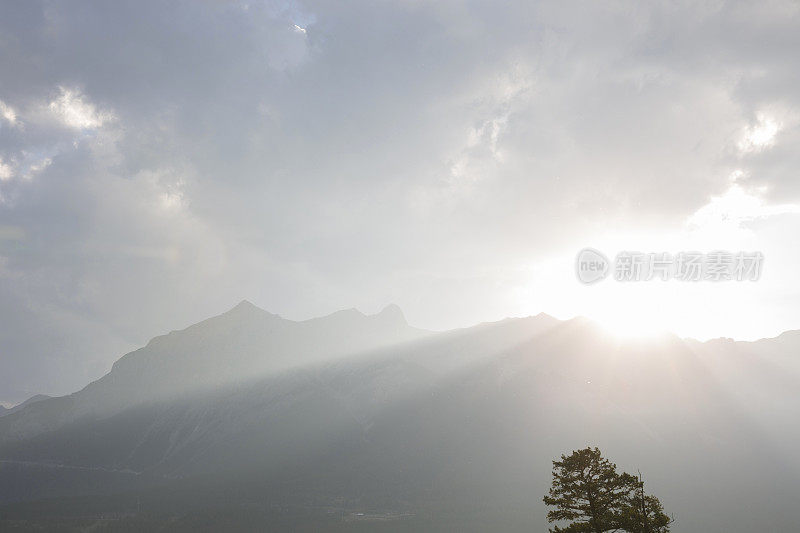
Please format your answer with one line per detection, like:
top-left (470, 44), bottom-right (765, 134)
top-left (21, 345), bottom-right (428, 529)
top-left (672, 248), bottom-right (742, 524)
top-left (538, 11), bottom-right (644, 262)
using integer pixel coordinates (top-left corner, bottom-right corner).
top-left (2, 1), bottom-right (800, 531)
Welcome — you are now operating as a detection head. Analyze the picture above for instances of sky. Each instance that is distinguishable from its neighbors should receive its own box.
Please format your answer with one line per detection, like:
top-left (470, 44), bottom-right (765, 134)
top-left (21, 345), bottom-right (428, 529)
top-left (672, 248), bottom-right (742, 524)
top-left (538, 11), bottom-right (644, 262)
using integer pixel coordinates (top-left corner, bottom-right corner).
top-left (1, 0), bottom-right (800, 404)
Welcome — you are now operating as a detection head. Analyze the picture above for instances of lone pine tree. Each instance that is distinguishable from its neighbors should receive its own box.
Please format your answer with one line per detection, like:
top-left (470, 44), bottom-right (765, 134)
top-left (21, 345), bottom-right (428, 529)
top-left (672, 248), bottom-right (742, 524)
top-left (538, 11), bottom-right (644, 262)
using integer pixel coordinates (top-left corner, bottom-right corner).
top-left (543, 447), bottom-right (671, 533)
top-left (619, 472), bottom-right (672, 533)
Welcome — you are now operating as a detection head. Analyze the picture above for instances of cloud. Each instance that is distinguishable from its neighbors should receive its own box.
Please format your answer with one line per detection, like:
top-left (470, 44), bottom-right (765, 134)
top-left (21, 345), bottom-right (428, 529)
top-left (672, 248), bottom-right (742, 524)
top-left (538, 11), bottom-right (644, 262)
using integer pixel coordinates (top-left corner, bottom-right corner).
top-left (24, 157), bottom-right (52, 179)
top-left (739, 114), bottom-right (781, 153)
top-left (47, 86), bottom-right (114, 130)
top-left (1, 0), bottom-right (800, 401)
top-left (687, 182), bottom-right (800, 232)
top-left (0, 100), bottom-right (16, 125)
top-left (0, 158), bottom-right (12, 181)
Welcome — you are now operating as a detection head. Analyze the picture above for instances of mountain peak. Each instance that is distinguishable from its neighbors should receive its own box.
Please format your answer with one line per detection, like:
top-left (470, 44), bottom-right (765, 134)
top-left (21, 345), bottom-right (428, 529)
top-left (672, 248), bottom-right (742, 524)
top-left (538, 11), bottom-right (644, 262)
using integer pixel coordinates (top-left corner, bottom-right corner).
top-left (232, 299), bottom-right (258, 311)
top-left (223, 299), bottom-right (274, 318)
top-left (195, 300), bottom-right (276, 327)
top-left (375, 303), bottom-right (407, 325)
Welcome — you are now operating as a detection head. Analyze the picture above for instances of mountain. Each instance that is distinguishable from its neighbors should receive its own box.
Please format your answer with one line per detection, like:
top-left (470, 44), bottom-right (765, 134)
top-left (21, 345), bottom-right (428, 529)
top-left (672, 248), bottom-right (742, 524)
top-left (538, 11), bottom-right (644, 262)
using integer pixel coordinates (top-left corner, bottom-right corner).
top-left (1, 304), bottom-right (799, 532)
top-left (0, 395), bottom-right (50, 418)
top-left (0, 301), bottom-right (429, 442)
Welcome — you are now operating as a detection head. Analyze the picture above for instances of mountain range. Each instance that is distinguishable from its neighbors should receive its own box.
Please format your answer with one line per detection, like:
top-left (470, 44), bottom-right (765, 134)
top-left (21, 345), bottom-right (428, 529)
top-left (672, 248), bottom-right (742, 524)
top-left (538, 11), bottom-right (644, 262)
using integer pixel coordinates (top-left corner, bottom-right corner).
top-left (0, 396), bottom-right (50, 419)
top-left (1, 302), bottom-right (799, 532)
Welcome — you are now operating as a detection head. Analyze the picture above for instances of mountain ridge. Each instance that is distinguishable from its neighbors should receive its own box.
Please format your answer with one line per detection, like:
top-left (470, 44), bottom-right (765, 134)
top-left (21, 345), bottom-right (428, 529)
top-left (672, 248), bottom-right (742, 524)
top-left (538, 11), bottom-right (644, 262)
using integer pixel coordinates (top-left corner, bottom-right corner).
top-left (0, 309), bottom-right (800, 533)
top-left (1, 303), bottom-right (800, 532)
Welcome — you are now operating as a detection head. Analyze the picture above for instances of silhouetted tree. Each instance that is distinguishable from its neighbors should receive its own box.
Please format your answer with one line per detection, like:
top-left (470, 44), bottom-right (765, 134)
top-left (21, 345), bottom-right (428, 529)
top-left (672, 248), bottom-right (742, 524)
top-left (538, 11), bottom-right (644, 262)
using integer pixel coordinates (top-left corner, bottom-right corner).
top-left (543, 447), bottom-right (637, 532)
top-left (543, 447), bottom-right (671, 533)
top-left (618, 472), bottom-right (672, 533)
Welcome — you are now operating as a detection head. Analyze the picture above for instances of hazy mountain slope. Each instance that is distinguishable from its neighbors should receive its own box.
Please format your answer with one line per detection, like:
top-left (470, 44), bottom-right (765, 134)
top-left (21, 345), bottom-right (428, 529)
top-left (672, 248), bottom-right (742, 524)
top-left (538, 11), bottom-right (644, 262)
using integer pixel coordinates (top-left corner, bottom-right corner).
top-left (2, 308), bottom-right (800, 532)
top-left (77, 301), bottom-right (429, 412)
top-left (0, 301), bottom-right (429, 443)
top-left (0, 310), bottom-right (563, 476)
top-left (0, 395), bottom-right (50, 419)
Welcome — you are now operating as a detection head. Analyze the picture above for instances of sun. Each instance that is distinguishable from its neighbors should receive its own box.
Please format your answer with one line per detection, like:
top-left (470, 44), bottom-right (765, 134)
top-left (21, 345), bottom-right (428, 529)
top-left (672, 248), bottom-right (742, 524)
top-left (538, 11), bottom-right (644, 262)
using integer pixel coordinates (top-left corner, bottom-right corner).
top-left (594, 311), bottom-right (668, 340)
top-left (577, 279), bottom-right (753, 342)
top-left (573, 281), bottom-right (681, 341)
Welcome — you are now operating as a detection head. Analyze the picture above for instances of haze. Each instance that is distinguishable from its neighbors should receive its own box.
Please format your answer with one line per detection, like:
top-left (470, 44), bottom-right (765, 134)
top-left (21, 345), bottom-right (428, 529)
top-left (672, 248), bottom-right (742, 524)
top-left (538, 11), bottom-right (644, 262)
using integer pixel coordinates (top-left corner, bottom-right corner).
top-left (4, 4), bottom-right (800, 530)
top-left (1, 2), bottom-right (800, 410)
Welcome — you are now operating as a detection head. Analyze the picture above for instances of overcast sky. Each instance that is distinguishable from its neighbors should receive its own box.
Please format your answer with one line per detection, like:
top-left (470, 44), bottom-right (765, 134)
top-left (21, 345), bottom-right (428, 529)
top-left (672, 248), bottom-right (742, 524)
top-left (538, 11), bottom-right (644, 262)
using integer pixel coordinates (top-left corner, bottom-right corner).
top-left (2, 0), bottom-right (800, 404)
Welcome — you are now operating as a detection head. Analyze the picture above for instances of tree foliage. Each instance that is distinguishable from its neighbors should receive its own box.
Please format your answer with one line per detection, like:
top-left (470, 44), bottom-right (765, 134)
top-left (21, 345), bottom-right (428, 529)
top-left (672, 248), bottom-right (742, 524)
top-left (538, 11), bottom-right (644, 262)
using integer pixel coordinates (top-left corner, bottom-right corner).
top-left (618, 472), bottom-right (672, 533)
top-left (543, 447), bottom-right (672, 533)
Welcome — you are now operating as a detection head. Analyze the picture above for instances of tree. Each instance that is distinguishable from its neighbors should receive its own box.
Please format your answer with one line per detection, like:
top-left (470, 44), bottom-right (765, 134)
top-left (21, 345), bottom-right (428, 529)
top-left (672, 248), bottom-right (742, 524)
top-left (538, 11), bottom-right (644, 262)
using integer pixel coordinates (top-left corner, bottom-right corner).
top-left (543, 447), bottom-right (671, 533)
top-left (543, 447), bottom-right (638, 532)
top-left (618, 472), bottom-right (672, 533)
